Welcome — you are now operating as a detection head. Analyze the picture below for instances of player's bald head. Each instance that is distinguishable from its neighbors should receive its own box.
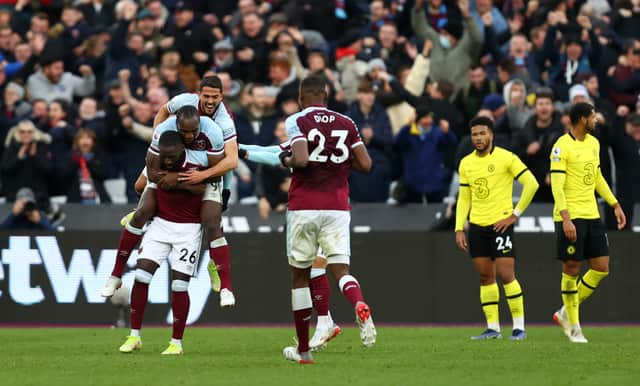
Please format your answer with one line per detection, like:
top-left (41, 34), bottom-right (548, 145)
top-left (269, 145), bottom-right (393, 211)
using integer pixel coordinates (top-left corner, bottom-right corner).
top-left (299, 75), bottom-right (328, 107)
top-left (158, 130), bottom-right (185, 171)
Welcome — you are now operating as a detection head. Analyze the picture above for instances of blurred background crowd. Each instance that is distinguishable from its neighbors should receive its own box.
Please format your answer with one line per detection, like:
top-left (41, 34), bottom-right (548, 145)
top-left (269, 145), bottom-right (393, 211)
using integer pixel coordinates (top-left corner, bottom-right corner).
top-left (0, 0), bottom-right (638, 229)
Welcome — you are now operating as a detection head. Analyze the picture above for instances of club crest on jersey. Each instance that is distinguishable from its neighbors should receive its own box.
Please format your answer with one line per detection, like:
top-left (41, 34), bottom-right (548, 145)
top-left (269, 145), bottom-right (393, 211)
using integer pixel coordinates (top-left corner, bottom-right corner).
top-left (314, 115), bottom-right (335, 123)
top-left (567, 245), bottom-right (576, 255)
top-left (194, 139), bottom-right (207, 150)
top-left (488, 164), bottom-right (495, 173)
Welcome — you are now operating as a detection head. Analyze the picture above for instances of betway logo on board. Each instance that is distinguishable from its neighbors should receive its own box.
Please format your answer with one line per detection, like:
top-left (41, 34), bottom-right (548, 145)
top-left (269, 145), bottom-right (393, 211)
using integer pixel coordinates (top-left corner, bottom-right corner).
top-left (0, 236), bottom-right (210, 324)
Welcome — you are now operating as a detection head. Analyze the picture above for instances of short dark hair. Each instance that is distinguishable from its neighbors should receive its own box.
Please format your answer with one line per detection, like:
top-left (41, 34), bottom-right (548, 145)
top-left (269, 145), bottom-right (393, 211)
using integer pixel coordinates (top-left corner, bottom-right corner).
top-left (535, 86), bottom-right (554, 102)
top-left (158, 130), bottom-right (183, 147)
top-left (469, 116), bottom-right (495, 131)
top-left (300, 75), bottom-right (327, 96)
top-left (199, 75), bottom-right (222, 91)
top-left (437, 80), bottom-right (454, 100)
top-left (569, 102), bottom-right (594, 125)
top-left (175, 105), bottom-right (199, 122)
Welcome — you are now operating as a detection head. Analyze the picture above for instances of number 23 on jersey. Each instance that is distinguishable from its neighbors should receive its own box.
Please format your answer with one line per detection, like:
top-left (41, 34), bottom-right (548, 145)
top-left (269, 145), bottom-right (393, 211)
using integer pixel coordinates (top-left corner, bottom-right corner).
top-left (307, 129), bottom-right (350, 164)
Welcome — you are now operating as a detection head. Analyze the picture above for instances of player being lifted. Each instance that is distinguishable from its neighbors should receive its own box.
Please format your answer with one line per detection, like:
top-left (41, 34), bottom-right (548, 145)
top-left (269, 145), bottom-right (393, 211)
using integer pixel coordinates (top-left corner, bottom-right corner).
top-left (102, 76), bottom-right (238, 307)
top-left (549, 102), bottom-right (626, 343)
top-left (280, 76), bottom-right (377, 364)
top-left (118, 129), bottom-right (224, 355)
top-left (455, 116), bottom-right (539, 340)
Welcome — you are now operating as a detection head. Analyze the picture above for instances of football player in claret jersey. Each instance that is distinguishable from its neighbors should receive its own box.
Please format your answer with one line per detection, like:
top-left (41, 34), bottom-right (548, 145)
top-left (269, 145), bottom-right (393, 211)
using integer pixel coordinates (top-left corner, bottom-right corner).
top-left (102, 105), bottom-right (236, 308)
top-left (549, 102), bottom-right (626, 343)
top-left (118, 130), bottom-right (224, 355)
top-left (280, 75), bottom-right (377, 364)
top-left (238, 128), bottom-right (342, 351)
top-left (105, 76), bottom-right (239, 307)
top-left (161, 77), bottom-right (237, 305)
top-left (455, 116), bottom-right (539, 341)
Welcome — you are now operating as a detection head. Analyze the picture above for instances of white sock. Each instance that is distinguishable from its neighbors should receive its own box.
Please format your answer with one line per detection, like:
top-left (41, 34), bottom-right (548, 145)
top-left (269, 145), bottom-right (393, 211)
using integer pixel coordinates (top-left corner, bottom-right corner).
top-left (327, 311), bottom-right (334, 326)
top-left (560, 305), bottom-right (567, 318)
top-left (488, 322), bottom-right (500, 332)
top-left (130, 329), bottom-right (140, 337)
top-left (317, 315), bottom-right (330, 329)
top-left (513, 317), bottom-right (525, 331)
top-left (171, 338), bottom-right (182, 346)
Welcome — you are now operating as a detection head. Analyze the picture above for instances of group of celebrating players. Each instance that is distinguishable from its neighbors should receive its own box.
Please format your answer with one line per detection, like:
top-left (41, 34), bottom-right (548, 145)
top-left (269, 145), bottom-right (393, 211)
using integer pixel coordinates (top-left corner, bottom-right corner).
top-left (98, 71), bottom-right (625, 363)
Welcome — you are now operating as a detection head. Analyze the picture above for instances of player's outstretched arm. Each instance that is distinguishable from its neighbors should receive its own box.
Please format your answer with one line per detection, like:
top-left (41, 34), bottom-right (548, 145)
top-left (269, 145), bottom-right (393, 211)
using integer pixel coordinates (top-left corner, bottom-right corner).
top-left (351, 144), bottom-right (372, 173)
top-left (206, 140), bottom-right (239, 177)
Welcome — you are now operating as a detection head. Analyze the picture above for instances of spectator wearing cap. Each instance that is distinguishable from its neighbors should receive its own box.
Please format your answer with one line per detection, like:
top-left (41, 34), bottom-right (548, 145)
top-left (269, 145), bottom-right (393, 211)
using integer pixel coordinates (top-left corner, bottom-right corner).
top-left (607, 112), bottom-right (640, 229)
top-left (78, 0), bottom-right (116, 34)
top-left (265, 12), bottom-right (289, 44)
top-left (135, 8), bottom-right (163, 64)
top-left (0, 187), bottom-right (54, 231)
top-left (166, 1), bottom-right (215, 76)
top-left (347, 81), bottom-right (394, 203)
top-left (394, 105), bottom-right (458, 204)
top-left (1, 121), bottom-right (51, 209)
top-left (514, 88), bottom-right (563, 202)
top-left (105, 2), bottom-right (148, 96)
top-left (411, 0), bottom-right (483, 97)
top-left (233, 11), bottom-right (269, 83)
top-left (26, 54), bottom-right (95, 103)
top-left (211, 39), bottom-right (237, 76)
top-left (607, 40), bottom-right (640, 108)
top-left (542, 16), bottom-right (593, 101)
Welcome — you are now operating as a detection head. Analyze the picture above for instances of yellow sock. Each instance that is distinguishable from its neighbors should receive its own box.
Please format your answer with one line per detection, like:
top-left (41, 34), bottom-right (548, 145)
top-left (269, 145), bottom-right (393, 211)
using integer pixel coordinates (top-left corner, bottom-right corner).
top-left (480, 283), bottom-right (500, 331)
top-left (577, 269), bottom-right (609, 304)
top-left (503, 279), bottom-right (524, 331)
top-left (561, 273), bottom-right (579, 326)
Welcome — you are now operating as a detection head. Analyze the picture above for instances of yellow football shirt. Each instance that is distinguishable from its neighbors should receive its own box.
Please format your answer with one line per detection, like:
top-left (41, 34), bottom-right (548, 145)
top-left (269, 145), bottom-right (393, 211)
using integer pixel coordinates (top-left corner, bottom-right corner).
top-left (549, 133), bottom-right (617, 221)
top-left (457, 146), bottom-right (531, 227)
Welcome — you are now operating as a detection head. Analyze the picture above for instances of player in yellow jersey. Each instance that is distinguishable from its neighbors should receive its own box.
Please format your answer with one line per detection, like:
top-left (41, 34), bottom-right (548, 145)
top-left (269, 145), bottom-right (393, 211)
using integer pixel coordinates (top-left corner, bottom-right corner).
top-left (455, 117), bottom-right (539, 341)
top-left (549, 102), bottom-right (626, 343)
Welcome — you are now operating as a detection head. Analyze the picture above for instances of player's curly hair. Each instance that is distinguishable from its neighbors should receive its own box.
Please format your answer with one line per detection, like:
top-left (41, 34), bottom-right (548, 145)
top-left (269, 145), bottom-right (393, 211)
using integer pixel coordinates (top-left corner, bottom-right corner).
top-left (469, 116), bottom-right (495, 131)
top-left (569, 102), bottom-right (594, 125)
top-left (175, 105), bottom-right (199, 123)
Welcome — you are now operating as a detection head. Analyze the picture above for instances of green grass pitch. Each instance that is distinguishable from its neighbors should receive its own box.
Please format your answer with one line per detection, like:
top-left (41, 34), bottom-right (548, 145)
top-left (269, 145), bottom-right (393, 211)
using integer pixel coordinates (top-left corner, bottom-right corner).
top-left (2, 326), bottom-right (639, 386)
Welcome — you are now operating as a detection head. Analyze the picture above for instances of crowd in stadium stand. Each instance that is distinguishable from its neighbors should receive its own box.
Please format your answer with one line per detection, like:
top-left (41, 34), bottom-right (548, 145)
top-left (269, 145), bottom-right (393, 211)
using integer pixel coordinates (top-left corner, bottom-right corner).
top-left (0, 0), bottom-right (638, 228)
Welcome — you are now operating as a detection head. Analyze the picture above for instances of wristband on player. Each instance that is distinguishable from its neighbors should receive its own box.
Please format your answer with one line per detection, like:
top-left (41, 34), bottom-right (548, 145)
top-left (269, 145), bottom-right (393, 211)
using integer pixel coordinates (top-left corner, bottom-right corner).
top-left (513, 209), bottom-right (522, 217)
top-left (279, 150), bottom-right (292, 167)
